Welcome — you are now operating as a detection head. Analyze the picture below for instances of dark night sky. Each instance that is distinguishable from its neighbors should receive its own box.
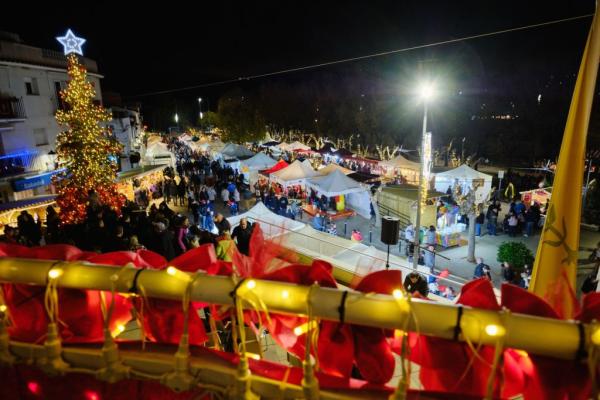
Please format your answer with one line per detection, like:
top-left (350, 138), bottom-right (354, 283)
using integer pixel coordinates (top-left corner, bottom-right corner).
top-left (2, 1), bottom-right (595, 100)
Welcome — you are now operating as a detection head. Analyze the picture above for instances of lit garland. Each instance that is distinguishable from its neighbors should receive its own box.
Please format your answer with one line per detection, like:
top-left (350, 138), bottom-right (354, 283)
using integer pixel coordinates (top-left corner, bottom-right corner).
top-left (419, 132), bottom-right (432, 211)
top-left (53, 54), bottom-right (124, 225)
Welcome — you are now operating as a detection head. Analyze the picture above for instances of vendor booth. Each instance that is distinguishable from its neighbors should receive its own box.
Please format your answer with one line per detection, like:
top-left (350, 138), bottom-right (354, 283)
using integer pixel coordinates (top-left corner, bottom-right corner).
top-left (378, 154), bottom-right (420, 183)
top-left (434, 164), bottom-right (492, 196)
top-left (241, 152), bottom-right (277, 185)
top-left (144, 142), bottom-right (174, 167)
top-left (270, 159), bottom-right (317, 188)
top-left (219, 143), bottom-right (255, 160)
top-left (305, 170), bottom-right (372, 218)
top-left (116, 165), bottom-right (165, 203)
top-left (0, 195), bottom-right (56, 233)
top-left (285, 141), bottom-right (311, 152)
top-left (520, 187), bottom-right (552, 206)
top-left (317, 163), bottom-right (353, 176)
top-left (377, 184), bottom-right (445, 228)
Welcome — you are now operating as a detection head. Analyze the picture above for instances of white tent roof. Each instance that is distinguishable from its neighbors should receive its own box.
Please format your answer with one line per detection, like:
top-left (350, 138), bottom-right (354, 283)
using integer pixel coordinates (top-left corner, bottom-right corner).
top-left (306, 170), bottom-right (365, 197)
top-left (379, 154), bottom-right (420, 170)
top-left (145, 142), bottom-right (170, 156)
top-left (435, 164), bottom-right (492, 181)
top-left (275, 142), bottom-right (289, 150)
top-left (317, 163), bottom-right (353, 176)
top-left (220, 143), bottom-right (255, 159)
top-left (287, 141), bottom-right (311, 151)
top-left (241, 152), bottom-right (277, 170)
top-left (271, 159), bottom-right (317, 185)
top-left (228, 202), bottom-right (305, 237)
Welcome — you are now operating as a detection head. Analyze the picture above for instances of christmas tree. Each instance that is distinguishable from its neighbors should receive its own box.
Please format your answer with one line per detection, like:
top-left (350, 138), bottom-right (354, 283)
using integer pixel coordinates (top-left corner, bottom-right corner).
top-left (54, 54), bottom-right (124, 225)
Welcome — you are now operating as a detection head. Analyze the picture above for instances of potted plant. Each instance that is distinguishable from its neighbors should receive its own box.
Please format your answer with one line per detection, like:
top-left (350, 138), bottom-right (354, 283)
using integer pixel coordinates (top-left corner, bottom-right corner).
top-left (497, 241), bottom-right (534, 273)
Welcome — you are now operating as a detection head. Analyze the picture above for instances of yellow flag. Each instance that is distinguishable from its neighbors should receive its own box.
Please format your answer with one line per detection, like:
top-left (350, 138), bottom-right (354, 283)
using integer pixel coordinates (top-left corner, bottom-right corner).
top-left (529, 12), bottom-right (600, 318)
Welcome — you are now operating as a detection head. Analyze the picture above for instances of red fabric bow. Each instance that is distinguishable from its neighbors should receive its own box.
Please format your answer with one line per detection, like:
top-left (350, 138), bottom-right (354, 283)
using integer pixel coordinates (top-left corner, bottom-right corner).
top-left (405, 278), bottom-right (594, 399)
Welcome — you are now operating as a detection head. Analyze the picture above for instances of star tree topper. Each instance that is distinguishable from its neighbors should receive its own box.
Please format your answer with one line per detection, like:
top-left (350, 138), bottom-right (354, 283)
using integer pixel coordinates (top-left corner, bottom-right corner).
top-left (56, 29), bottom-right (86, 56)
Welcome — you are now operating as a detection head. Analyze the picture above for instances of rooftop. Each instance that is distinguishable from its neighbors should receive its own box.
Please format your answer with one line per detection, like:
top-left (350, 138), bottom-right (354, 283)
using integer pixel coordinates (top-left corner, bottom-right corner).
top-left (0, 31), bottom-right (99, 74)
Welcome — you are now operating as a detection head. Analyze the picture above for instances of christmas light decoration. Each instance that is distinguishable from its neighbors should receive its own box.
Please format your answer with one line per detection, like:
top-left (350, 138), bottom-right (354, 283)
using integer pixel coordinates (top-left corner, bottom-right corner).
top-left (53, 54), bottom-right (124, 225)
top-left (56, 29), bottom-right (86, 56)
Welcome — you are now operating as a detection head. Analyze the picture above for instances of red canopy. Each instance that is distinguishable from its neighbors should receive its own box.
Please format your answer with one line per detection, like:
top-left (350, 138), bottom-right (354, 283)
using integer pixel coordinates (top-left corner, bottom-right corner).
top-left (262, 159), bottom-right (289, 175)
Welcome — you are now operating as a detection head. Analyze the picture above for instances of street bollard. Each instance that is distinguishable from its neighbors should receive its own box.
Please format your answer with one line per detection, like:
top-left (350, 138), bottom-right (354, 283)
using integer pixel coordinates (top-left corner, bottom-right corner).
top-left (369, 230), bottom-right (372, 243)
top-left (344, 222), bottom-right (347, 237)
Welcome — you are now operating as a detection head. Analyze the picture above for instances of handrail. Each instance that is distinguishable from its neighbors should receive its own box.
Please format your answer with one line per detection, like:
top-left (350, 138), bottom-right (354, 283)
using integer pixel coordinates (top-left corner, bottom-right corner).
top-left (0, 257), bottom-right (587, 361)
top-left (232, 215), bottom-right (466, 286)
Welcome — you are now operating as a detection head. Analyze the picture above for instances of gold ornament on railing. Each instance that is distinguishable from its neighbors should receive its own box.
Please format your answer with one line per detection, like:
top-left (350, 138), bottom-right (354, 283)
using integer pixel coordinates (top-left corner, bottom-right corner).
top-left (301, 284), bottom-right (320, 400)
top-left (162, 270), bottom-right (196, 392)
top-left (39, 265), bottom-right (70, 375)
top-left (0, 287), bottom-right (14, 364)
top-left (96, 267), bottom-right (131, 383)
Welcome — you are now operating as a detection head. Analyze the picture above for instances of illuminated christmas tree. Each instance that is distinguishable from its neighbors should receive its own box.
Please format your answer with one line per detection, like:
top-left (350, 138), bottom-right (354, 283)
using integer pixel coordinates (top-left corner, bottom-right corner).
top-left (54, 54), bottom-right (123, 224)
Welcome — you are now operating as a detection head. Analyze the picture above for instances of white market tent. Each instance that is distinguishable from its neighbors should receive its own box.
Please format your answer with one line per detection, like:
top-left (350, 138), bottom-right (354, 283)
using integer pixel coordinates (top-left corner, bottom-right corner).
top-left (379, 154), bottom-right (420, 183)
top-left (270, 159), bottom-right (317, 187)
top-left (228, 202), bottom-right (305, 237)
top-left (240, 152), bottom-right (277, 185)
top-left (228, 203), bottom-right (456, 301)
top-left (286, 141), bottom-right (311, 151)
top-left (306, 170), bottom-right (364, 197)
top-left (434, 164), bottom-right (493, 198)
top-left (144, 142), bottom-right (174, 166)
top-left (179, 133), bottom-right (193, 142)
top-left (220, 143), bottom-right (255, 159)
top-left (306, 170), bottom-right (372, 218)
top-left (242, 152), bottom-right (277, 170)
top-left (317, 163), bottom-right (353, 176)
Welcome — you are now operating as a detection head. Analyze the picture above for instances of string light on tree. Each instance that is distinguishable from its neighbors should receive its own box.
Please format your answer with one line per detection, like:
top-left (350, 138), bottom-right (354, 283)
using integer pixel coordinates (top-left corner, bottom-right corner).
top-left (53, 32), bottom-right (123, 225)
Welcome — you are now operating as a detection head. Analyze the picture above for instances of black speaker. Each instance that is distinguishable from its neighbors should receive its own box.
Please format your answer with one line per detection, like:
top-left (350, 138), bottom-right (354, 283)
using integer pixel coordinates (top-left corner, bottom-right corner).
top-left (381, 216), bottom-right (400, 245)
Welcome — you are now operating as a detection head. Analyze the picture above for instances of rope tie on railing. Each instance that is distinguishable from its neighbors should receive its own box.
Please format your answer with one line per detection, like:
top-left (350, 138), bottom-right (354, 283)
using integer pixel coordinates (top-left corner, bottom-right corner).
top-left (39, 261), bottom-right (69, 375)
top-left (586, 321), bottom-right (600, 399)
top-left (228, 276), bottom-right (259, 400)
top-left (302, 283), bottom-right (320, 400)
top-left (390, 288), bottom-right (413, 400)
top-left (0, 285), bottom-right (15, 364)
top-left (453, 305), bottom-right (464, 341)
top-left (162, 270), bottom-right (197, 392)
top-left (96, 264), bottom-right (131, 383)
top-left (483, 309), bottom-right (509, 400)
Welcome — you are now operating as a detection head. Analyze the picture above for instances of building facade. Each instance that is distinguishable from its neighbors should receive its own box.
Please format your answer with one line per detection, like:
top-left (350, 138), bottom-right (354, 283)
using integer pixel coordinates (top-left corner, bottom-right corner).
top-left (0, 31), bottom-right (103, 202)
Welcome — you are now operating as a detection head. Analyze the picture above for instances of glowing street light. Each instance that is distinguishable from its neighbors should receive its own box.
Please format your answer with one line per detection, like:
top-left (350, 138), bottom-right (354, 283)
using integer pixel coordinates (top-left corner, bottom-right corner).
top-left (412, 81), bottom-right (435, 270)
top-left (174, 113), bottom-right (179, 124)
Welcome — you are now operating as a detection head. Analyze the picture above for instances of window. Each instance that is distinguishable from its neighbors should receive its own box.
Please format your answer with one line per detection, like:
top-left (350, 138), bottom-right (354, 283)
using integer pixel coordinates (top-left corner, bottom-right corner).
top-left (24, 77), bottom-right (39, 95)
top-left (33, 128), bottom-right (48, 146)
top-left (54, 81), bottom-right (67, 110)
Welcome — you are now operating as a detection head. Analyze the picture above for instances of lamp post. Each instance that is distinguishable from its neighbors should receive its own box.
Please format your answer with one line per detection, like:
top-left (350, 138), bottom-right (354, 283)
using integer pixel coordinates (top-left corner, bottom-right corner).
top-left (198, 97), bottom-right (203, 120)
top-left (413, 83), bottom-right (434, 270)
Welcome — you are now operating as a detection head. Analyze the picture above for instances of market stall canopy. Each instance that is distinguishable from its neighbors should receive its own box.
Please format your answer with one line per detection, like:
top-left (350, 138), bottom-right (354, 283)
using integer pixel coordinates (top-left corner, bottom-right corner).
top-left (379, 154), bottom-right (420, 170)
top-left (241, 152), bottom-right (277, 171)
top-left (178, 133), bottom-right (193, 142)
top-left (381, 184), bottom-right (446, 201)
top-left (261, 159), bottom-right (289, 175)
top-left (306, 170), bottom-right (364, 197)
top-left (287, 141), bottom-right (311, 151)
top-left (271, 159), bottom-right (317, 186)
top-left (347, 171), bottom-right (380, 183)
top-left (220, 143), bottom-right (255, 159)
top-left (332, 148), bottom-right (354, 158)
top-left (146, 135), bottom-right (163, 146)
top-left (260, 140), bottom-right (280, 147)
top-left (228, 201), bottom-right (304, 237)
top-left (316, 142), bottom-right (337, 155)
top-left (434, 164), bottom-right (493, 195)
top-left (145, 142), bottom-right (171, 157)
top-left (317, 163), bottom-right (353, 176)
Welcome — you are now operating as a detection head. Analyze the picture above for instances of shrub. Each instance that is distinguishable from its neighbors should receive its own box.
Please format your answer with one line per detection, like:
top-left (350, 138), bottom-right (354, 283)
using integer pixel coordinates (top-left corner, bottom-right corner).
top-left (497, 241), bottom-right (534, 271)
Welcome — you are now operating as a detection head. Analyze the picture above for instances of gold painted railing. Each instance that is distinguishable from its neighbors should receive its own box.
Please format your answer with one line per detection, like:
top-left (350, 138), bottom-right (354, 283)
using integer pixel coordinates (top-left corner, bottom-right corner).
top-left (0, 257), bottom-right (596, 399)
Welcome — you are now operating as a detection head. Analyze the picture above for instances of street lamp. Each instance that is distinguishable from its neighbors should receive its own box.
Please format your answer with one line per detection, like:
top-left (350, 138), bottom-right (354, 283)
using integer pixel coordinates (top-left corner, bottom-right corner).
top-left (174, 113), bottom-right (179, 124)
top-left (413, 82), bottom-right (435, 270)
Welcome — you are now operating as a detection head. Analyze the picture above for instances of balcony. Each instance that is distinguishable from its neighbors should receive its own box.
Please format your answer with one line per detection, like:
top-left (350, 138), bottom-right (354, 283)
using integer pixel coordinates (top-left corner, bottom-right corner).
top-left (0, 149), bottom-right (38, 179)
top-left (0, 97), bottom-right (26, 121)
